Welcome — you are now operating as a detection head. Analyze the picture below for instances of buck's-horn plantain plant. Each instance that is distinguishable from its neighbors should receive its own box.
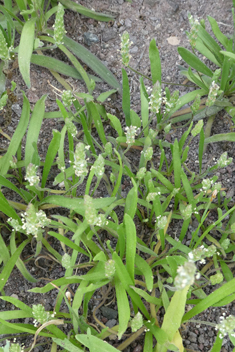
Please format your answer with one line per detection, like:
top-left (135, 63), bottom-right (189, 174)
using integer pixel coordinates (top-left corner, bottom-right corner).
top-left (2, 4), bottom-right (235, 352)
top-left (0, 0), bottom-right (121, 93)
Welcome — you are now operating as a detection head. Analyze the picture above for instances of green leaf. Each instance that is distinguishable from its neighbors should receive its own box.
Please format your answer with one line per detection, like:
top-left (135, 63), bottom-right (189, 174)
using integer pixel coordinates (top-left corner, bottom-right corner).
top-left (178, 47), bottom-right (213, 77)
top-left (114, 275), bottom-right (130, 339)
top-left (122, 68), bottom-right (131, 126)
top-left (76, 332), bottom-right (120, 352)
top-left (0, 239), bottom-right (30, 291)
top-left (96, 89), bottom-right (117, 103)
top-left (48, 231), bottom-right (89, 257)
top-left (0, 93), bottom-right (30, 176)
top-left (10, 233), bottom-right (37, 283)
top-left (149, 38), bottom-right (161, 85)
top-left (131, 286), bottom-right (160, 305)
top-left (63, 35), bottom-right (121, 92)
top-left (157, 285), bottom-right (189, 352)
top-left (195, 38), bottom-right (220, 67)
top-left (125, 213), bottom-right (136, 283)
top-left (25, 95), bottom-right (47, 168)
top-left (197, 25), bottom-right (224, 65)
top-left (86, 101), bottom-right (107, 145)
top-left (130, 109), bottom-right (141, 128)
top-left (183, 278), bottom-right (235, 322)
top-left (59, 0), bottom-right (114, 22)
top-left (39, 195), bottom-right (116, 215)
top-left (220, 261), bottom-right (233, 282)
top-left (210, 334), bottom-right (223, 352)
top-left (134, 255), bottom-right (154, 292)
top-left (107, 113), bottom-right (123, 137)
top-left (220, 57), bottom-right (230, 91)
top-left (52, 338), bottom-right (83, 352)
top-left (140, 77), bottom-right (149, 136)
top-left (205, 133), bottom-right (235, 144)
top-left (41, 130), bottom-right (61, 188)
top-left (124, 179), bottom-right (137, 219)
top-left (208, 16), bottom-right (229, 49)
top-left (173, 139), bottom-right (181, 190)
top-left (18, 18), bottom-right (36, 87)
top-left (31, 54), bottom-right (102, 82)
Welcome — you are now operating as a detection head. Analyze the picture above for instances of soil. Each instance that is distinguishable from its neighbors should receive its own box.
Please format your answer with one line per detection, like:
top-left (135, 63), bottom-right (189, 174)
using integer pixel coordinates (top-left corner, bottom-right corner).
top-left (1, 0), bottom-right (235, 351)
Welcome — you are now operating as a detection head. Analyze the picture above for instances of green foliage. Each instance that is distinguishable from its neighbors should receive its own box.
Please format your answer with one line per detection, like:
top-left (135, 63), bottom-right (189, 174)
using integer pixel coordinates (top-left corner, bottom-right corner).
top-left (1, 4), bottom-right (235, 352)
top-left (0, 1), bottom-right (121, 92)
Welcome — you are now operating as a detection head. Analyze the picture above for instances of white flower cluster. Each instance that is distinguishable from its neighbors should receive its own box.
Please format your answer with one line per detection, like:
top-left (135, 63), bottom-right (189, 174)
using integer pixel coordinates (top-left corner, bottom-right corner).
top-left (73, 143), bottom-right (89, 178)
top-left (174, 261), bottom-right (197, 290)
top-left (125, 125), bottom-right (139, 145)
top-left (215, 315), bottom-right (235, 339)
top-left (206, 81), bottom-right (220, 107)
top-left (32, 304), bottom-right (55, 327)
top-left (8, 204), bottom-right (50, 238)
top-left (149, 81), bottom-right (162, 114)
top-left (25, 163), bottom-right (40, 186)
top-left (91, 155), bottom-right (105, 178)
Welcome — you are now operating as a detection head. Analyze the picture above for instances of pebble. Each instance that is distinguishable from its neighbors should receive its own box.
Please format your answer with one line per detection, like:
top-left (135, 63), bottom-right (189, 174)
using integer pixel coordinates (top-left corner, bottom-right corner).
top-left (83, 32), bottom-right (99, 46)
top-left (106, 319), bottom-right (117, 328)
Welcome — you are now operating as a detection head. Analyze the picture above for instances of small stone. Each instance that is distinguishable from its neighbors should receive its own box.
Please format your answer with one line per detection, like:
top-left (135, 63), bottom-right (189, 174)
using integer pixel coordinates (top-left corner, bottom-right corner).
top-left (101, 306), bottom-right (118, 320)
top-left (188, 331), bottom-right (197, 343)
top-left (166, 0), bottom-right (179, 12)
top-left (11, 293), bottom-right (19, 300)
top-left (106, 319), bottom-right (117, 328)
top-left (133, 345), bottom-right (143, 352)
top-left (102, 29), bottom-right (117, 42)
top-left (125, 18), bottom-right (132, 27)
top-left (83, 32), bottom-right (99, 46)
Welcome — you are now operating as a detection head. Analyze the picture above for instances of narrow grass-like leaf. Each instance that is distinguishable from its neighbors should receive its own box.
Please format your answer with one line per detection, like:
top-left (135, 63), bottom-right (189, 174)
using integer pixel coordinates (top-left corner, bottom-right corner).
top-left (131, 286), bottom-right (160, 305)
top-left (220, 261), bottom-right (233, 282)
top-left (140, 77), bottom-right (149, 136)
top-left (205, 132), bottom-right (235, 144)
top-left (0, 192), bottom-right (21, 220)
top-left (86, 102), bottom-right (107, 145)
top-left (198, 127), bottom-right (205, 173)
top-left (130, 109), bottom-right (141, 128)
top-left (144, 331), bottom-right (153, 352)
top-left (76, 332), bottom-right (120, 352)
top-left (59, 0), bottom-right (114, 21)
top-left (178, 47), bottom-right (213, 77)
top-left (0, 233), bottom-right (10, 264)
top-left (53, 338), bottom-right (83, 352)
top-left (210, 334), bottom-right (223, 352)
top-left (207, 16), bottom-right (229, 49)
top-left (195, 38), bottom-right (220, 66)
top-left (113, 252), bottom-right (150, 319)
top-left (41, 130), bottom-right (61, 188)
top-left (97, 89), bottom-right (117, 103)
top-left (25, 95), bottom-right (47, 167)
top-left (48, 231), bottom-right (89, 257)
top-left (31, 54), bottom-right (101, 82)
top-left (173, 139), bottom-right (181, 190)
top-left (39, 195), bottom-right (115, 214)
top-left (10, 233), bottom-right (37, 283)
top-left (182, 278), bottom-right (235, 322)
top-left (111, 150), bottom-right (123, 197)
top-left (62, 35), bottom-right (121, 92)
top-left (122, 68), bottom-right (131, 126)
top-left (18, 18), bottom-right (36, 87)
top-left (124, 179), bottom-right (137, 219)
top-left (0, 93), bottom-right (30, 176)
top-left (157, 285), bottom-right (189, 352)
top-left (108, 113), bottom-right (123, 137)
top-left (0, 239), bottom-right (30, 291)
top-left (0, 296), bottom-right (32, 313)
top-left (115, 275), bottom-right (130, 340)
top-left (197, 25), bottom-right (224, 65)
top-left (125, 213), bottom-right (136, 283)
top-left (149, 38), bottom-right (161, 85)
